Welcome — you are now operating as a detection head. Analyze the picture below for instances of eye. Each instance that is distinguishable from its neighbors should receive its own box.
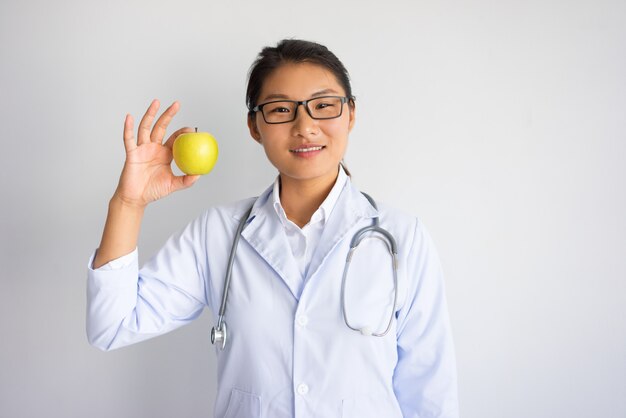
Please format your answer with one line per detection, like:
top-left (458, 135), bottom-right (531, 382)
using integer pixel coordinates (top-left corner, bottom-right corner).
top-left (315, 101), bottom-right (335, 110)
top-left (264, 102), bottom-right (292, 114)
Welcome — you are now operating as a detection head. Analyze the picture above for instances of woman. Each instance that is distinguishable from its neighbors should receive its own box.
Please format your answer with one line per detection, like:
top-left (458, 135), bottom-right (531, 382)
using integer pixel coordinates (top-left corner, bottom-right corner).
top-left (87, 39), bottom-right (459, 418)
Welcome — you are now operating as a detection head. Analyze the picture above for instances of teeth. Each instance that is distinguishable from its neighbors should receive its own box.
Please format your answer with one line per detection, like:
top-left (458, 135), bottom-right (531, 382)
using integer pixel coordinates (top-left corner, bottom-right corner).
top-left (292, 146), bottom-right (323, 153)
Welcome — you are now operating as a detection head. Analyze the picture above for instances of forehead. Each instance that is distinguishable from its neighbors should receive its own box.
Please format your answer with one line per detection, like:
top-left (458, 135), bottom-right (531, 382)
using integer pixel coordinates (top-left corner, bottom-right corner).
top-left (259, 62), bottom-right (345, 101)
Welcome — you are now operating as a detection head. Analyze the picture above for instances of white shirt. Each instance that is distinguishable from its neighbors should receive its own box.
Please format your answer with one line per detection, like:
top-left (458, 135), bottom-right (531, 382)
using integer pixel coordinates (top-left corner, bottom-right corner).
top-left (271, 166), bottom-right (348, 292)
top-left (86, 173), bottom-right (459, 418)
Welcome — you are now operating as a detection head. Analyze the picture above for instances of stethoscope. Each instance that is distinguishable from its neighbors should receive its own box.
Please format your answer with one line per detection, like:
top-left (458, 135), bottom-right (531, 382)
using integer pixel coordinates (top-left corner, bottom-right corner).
top-left (211, 193), bottom-right (398, 350)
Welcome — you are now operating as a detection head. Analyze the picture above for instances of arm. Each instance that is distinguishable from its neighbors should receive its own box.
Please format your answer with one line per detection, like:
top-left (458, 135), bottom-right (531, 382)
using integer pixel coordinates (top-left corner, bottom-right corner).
top-left (393, 218), bottom-right (460, 418)
top-left (87, 211), bottom-right (209, 351)
top-left (87, 99), bottom-right (203, 349)
top-left (93, 99), bottom-right (198, 269)
top-left (92, 196), bottom-right (144, 269)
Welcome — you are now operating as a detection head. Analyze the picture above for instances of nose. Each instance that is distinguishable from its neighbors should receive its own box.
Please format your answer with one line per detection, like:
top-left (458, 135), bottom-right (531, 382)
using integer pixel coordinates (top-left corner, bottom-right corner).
top-left (291, 103), bottom-right (319, 136)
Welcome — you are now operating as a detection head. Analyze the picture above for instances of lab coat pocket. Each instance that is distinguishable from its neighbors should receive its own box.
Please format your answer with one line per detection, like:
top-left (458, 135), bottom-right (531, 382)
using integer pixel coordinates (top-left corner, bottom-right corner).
top-left (223, 388), bottom-right (261, 418)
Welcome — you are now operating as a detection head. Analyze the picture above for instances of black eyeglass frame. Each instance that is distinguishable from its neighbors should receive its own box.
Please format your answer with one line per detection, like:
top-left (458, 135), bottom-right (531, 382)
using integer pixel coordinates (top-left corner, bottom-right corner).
top-left (250, 96), bottom-right (351, 124)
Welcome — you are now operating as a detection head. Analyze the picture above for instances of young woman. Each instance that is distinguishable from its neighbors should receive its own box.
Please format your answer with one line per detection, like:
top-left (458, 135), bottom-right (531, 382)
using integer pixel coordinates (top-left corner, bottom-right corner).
top-left (87, 39), bottom-right (459, 418)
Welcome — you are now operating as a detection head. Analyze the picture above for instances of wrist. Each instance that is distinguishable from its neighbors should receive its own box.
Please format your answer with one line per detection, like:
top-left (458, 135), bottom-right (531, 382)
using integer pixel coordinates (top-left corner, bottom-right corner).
top-left (110, 192), bottom-right (147, 212)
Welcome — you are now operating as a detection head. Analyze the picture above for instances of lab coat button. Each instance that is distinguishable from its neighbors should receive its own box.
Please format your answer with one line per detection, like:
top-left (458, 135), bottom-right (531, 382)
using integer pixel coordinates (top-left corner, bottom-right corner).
top-left (297, 383), bottom-right (309, 395)
top-left (296, 315), bottom-right (308, 327)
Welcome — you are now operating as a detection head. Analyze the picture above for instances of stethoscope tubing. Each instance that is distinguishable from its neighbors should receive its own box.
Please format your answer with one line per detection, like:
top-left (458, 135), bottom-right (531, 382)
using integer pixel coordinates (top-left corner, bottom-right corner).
top-left (216, 205), bottom-right (254, 327)
top-left (212, 192), bottom-right (398, 349)
top-left (341, 227), bottom-right (399, 337)
top-left (211, 205), bottom-right (254, 349)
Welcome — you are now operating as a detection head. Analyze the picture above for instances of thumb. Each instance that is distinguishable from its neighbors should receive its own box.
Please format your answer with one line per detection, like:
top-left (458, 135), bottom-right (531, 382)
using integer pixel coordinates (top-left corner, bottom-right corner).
top-left (171, 174), bottom-right (200, 192)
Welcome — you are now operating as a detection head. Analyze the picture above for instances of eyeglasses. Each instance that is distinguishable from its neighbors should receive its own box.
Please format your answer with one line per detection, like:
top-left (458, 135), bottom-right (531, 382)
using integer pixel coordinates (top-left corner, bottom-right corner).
top-left (251, 96), bottom-right (350, 124)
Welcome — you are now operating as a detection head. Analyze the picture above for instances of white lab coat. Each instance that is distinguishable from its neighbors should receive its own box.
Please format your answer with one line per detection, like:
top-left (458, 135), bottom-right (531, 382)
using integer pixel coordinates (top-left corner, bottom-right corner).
top-left (86, 177), bottom-right (459, 418)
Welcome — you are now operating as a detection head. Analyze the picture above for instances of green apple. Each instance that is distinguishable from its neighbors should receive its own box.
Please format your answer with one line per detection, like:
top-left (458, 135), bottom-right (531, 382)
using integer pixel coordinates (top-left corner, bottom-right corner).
top-left (172, 130), bottom-right (219, 175)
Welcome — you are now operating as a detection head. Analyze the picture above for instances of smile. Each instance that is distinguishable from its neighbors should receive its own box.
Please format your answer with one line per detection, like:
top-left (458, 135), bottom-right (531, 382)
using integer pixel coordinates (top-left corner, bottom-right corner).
top-left (290, 146), bottom-right (325, 153)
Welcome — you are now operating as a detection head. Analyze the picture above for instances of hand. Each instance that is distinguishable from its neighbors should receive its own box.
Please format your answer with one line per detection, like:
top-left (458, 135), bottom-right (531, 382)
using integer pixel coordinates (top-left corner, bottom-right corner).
top-left (113, 99), bottom-right (200, 208)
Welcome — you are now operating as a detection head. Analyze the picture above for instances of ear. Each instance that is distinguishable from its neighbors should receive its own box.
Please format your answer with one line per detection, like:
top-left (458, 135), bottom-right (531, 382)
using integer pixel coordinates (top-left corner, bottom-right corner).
top-left (347, 100), bottom-right (356, 133)
top-left (247, 114), bottom-right (262, 143)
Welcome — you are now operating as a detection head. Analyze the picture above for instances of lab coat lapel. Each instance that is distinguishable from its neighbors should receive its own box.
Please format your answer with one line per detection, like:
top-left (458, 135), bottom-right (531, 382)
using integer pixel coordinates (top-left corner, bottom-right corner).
top-left (306, 180), bottom-right (378, 281)
top-left (239, 187), bottom-right (303, 300)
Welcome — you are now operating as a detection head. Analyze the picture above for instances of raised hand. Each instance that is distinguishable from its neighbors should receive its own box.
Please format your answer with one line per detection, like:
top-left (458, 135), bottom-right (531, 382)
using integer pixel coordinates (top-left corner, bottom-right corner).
top-left (113, 99), bottom-right (199, 208)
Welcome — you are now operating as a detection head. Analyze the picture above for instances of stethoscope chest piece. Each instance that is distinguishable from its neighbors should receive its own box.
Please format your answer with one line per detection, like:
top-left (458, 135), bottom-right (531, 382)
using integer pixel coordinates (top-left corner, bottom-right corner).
top-left (211, 322), bottom-right (227, 350)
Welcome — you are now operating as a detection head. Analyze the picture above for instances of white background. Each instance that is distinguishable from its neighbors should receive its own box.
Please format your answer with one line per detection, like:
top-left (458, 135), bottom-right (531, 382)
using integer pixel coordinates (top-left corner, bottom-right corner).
top-left (1, 0), bottom-right (624, 417)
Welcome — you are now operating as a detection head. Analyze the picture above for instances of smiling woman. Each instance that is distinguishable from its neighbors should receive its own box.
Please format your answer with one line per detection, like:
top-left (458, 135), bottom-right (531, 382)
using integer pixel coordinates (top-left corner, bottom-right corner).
top-left (86, 39), bottom-right (459, 418)
top-left (247, 62), bottom-right (355, 207)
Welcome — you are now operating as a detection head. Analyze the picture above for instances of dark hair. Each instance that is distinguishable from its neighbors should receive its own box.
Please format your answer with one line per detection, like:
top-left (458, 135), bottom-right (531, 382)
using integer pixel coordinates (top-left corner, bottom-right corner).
top-left (246, 39), bottom-right (355, 115)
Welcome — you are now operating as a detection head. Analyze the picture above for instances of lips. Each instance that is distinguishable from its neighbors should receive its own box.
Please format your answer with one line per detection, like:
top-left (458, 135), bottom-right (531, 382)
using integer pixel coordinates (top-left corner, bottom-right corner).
top-left (290, 145), bottom-right (325, 153)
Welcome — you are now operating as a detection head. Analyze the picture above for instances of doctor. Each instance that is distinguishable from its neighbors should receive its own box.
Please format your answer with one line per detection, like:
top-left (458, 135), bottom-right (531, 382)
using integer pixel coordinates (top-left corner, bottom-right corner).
top-left (87, 39), bottom-right (459, 418)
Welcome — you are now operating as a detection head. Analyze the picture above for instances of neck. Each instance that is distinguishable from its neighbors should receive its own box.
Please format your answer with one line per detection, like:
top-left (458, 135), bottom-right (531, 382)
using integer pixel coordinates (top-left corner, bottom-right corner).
top-left (279, 168), bottom-right (340, 228)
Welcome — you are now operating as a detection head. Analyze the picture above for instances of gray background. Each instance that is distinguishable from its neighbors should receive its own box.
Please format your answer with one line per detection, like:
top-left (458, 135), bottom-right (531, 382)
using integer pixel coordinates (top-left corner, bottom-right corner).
top-left (1, 0), bottom-right (625, 417)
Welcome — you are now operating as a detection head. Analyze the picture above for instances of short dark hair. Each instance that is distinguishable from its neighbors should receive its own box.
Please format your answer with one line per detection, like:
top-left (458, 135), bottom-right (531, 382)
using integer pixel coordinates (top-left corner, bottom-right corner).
top-left (246, 39), bottom-right (355, 116)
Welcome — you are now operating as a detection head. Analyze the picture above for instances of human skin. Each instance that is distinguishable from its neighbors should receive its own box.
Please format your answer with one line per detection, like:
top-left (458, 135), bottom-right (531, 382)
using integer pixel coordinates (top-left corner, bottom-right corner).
top-left (93, 62), bottom-right (356, 268)
top-left (247, 62), bottom-right (355, 227)
top-left (92, 100), bottom-right (198, 269)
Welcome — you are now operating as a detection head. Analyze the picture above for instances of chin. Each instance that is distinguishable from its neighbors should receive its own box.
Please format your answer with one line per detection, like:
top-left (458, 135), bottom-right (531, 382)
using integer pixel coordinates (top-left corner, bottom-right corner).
top-left (280, 165), bottom-right (339, 183)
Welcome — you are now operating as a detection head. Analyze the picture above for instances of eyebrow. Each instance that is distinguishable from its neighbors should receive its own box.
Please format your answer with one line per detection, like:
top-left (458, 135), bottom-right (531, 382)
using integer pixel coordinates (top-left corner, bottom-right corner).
top-left (261, 88), bottom-right (341, 102)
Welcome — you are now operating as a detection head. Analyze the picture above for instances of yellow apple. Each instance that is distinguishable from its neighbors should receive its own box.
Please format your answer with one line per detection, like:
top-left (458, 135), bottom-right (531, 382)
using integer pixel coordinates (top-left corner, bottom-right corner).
top-left (172, 130), bottom-right (219, 175)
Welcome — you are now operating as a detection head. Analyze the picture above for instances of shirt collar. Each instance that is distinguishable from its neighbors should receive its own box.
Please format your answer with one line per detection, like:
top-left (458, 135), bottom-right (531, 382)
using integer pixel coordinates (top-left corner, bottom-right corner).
top-left (272, 165), bottom-right (349, 228)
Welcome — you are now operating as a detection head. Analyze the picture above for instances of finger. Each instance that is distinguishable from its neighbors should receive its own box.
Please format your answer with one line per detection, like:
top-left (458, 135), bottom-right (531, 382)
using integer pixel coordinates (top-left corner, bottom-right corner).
top-left (150, 101), bottom-right (180, 143)
top-left (171, 174), bottom-right (200, 192)
top-left (164, 126), bottom-right (196, 149)
top-left (137, 99), bottom-right (160, 146)
top-left (123, 113), bottom-right (136, 153)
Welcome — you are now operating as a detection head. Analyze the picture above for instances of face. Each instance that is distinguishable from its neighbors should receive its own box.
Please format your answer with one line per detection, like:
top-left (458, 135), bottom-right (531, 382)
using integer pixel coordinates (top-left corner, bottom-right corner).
top-left (248, 62), bottom-right (355, 186)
